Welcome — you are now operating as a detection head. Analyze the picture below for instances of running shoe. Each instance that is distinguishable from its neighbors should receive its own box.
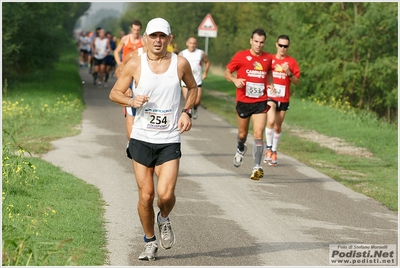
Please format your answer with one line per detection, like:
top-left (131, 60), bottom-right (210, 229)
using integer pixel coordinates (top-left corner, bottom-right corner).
top-left (192, 107), bottom-right (198, 119)
top-left (233, 144), bottom-right (247, 167)
top-left (269, 151), bottom-right (278, 166)
top-left (157, 212), bottom-right (175, 250)
top-left (97, 81), bottom-right (102, 87)
top-left (138, 241), bottom-right (158, 261)
top-left (250, 165), bottom-right (264, 180)
top-left (263, 148), bottom-right (272, 164)
top-left (103, 82), bottom-right (108, 88)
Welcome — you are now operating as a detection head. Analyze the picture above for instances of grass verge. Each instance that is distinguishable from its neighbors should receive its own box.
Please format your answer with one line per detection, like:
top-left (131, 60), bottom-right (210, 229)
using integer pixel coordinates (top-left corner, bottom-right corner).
top-left (202, 73), bottom-right (398, 212)
top-left (2, 43), bottom-right (108, 265)
top-left (2, 46), bottom-right (85, 154)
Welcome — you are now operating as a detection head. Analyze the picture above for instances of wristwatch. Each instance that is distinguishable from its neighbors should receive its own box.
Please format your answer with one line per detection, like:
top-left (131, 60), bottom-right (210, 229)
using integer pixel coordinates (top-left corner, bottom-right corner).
top-left (288, 72), bottom-right (293, 78)
top-left (181, 108), bottom-right (192, 118)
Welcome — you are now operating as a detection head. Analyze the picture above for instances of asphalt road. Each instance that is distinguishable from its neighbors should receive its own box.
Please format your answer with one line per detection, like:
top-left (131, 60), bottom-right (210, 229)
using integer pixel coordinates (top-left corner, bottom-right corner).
top-left (42, 67), bottom-right (398, 266)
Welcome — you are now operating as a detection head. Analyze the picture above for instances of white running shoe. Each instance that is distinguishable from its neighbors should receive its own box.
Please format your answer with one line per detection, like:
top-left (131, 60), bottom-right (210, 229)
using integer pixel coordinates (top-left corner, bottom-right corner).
top-left (157, 212), bottom-right (175, 250)
top-left (138, 241), bottom-right (158, 261)
top-left (233, 144), bottom-right (247, 167)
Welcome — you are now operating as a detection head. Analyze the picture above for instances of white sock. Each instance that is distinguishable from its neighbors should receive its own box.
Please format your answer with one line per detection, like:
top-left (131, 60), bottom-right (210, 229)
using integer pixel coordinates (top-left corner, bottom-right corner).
top-left (158, 212), bottom-right (169, 223)
top-left (265, 127), bottom-right (274, 148)
top-left (272, 132), bottom-right (281, 152)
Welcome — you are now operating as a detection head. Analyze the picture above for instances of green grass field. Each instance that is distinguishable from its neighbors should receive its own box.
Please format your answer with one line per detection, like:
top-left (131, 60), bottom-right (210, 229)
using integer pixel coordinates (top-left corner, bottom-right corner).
top-left (202, 73), bottom-right (398, 212)
top-left (2, 44), bottom-right (107, 265)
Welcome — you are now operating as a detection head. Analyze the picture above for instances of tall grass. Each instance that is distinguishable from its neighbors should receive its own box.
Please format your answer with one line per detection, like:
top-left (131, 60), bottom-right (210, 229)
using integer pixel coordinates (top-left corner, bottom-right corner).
top-left (2, 43), bottom-right (108, 265)
top-left (202, 73), bottom-right (398, 211)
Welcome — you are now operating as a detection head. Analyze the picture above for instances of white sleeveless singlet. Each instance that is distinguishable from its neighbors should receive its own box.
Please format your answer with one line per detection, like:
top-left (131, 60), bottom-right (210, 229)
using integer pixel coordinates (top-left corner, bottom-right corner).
top-left (79, 36), bottom-right (91, 51)
top-left (94, 38), bottom-right (108, 59)
top-left (131, 53), bottom-right (181, 144)
top-left (126, 47), bottom-right (145, 116)
top-left (180, 48), bottom-right (203, 86)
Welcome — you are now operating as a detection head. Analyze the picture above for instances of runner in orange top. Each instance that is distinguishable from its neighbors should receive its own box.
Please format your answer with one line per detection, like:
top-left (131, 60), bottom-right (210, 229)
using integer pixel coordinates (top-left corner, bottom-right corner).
top-left (114, 20), bottom-right (144, 66)
top-left (113, 20), bottom-right (145, 151)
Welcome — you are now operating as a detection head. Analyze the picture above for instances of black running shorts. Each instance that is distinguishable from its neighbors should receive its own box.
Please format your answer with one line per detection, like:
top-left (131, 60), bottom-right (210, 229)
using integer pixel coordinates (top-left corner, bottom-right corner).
top-left (128, 138), bottom-right (181, 167)
top-left (93, 57), bottom-right (106, 66)
top-left (236, 101), bottom-right (270, 119)
top-left (267, 98), bottom-right (290, 111)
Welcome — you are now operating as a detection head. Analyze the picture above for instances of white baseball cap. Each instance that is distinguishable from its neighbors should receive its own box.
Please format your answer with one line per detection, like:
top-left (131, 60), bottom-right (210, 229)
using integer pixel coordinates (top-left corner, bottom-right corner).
top-left (145, 18), bottom-right (171, 35)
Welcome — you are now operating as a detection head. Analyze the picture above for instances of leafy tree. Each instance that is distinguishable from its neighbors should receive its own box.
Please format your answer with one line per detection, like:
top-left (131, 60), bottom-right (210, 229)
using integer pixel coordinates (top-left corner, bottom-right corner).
top-left (210, 3), bottom-right (278, 66)
top-left (96, 17), bottom-right (121, 35)
top-left (4, 2), bottom-right (396, 122)
top-left (119, 2), bottom-right (397, 122)
top-left (121, 2), bottom-right (214, 51)
top-left (270, 3), bottom-right (397, 121)
top-left (2, 2), bottom-right (90, 78)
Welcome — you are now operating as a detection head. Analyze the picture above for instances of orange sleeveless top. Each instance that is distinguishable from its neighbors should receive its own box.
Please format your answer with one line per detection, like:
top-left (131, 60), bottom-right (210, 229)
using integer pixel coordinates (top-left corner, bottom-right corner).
top-left (122, 34), bottom-right (144, 59)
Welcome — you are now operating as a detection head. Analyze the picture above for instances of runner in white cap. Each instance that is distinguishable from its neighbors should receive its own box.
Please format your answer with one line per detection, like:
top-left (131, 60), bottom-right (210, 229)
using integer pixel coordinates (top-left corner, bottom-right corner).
top-left (109, 17), bottom-right (198, 261)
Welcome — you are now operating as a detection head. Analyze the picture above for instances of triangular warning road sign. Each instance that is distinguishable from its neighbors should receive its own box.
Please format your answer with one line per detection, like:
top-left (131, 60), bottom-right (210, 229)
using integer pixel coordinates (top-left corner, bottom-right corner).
top-left (198, 14), bottom-right (218, 31)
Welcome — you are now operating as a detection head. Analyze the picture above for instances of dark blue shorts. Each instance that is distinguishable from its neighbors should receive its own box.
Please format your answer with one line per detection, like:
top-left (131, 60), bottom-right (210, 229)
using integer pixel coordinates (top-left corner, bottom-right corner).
top-left (105, 55), bottom-right (115, 66)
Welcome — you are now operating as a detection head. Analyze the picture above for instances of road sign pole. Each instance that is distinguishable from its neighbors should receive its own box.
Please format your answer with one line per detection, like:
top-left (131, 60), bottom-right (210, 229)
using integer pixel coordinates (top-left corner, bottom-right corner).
top-left (205, 37), bottom-right (209, 55)
top-left (198, 14), bottom-right (217, 56)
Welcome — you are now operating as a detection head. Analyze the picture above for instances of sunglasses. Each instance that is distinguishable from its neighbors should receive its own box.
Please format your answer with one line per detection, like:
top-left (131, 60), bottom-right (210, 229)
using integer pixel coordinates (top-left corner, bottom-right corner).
top-left (278, 44), bottom-right (289, 48)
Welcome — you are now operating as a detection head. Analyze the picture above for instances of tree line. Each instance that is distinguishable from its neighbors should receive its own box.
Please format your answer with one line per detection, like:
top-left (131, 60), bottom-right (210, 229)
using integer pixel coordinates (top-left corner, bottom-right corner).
top-left (2, 2), bottom-right (397, 123)
top-left (121, 2), bottom-right (397, 123)
top-left (2, 2), bottom-right (90, 78)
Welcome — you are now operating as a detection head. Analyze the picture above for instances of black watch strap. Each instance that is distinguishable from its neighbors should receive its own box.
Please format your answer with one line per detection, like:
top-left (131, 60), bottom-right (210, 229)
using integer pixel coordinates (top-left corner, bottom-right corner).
top-left (182, 108), bottom-right (192, 118)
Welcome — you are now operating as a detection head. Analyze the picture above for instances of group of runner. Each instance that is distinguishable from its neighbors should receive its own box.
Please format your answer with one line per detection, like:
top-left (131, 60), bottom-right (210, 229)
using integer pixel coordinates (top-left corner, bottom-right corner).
top-left (77, 28), bottom-right (119, 87)
top-left (80, 19), bottom-right (301, 180)
top-left (108, 17), bottom-right (300, 262)
top-left (226, 29), bottom-right (300, 180)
